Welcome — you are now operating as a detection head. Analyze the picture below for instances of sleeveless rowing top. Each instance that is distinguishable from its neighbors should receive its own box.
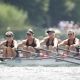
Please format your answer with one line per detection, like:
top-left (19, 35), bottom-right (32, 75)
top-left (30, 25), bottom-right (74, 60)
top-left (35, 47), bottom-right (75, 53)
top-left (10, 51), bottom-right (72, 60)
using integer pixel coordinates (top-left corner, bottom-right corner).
top-left (46, 38), bottom-right (54, 47)
top-left (5, 40), bottom-right (14, 48)
top-left (26, 38), bottom-right (36, 47)
top-left (67, 38), bottom-right (75, 46)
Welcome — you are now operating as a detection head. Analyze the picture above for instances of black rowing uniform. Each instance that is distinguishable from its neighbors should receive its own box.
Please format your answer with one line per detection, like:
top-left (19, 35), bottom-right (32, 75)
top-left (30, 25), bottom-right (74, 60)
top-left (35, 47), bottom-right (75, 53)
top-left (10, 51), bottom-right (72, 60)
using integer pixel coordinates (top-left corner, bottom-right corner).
top-left (66, 38), bottom-right (79, 55)
top-left (26, 38), bottom-right (37, 47)
top-left (67, 38), bottom-right (75, 46)
top-left (5, 40), bottom-right (14, 48)
top-left (46, 38), bottom-right (54, 48)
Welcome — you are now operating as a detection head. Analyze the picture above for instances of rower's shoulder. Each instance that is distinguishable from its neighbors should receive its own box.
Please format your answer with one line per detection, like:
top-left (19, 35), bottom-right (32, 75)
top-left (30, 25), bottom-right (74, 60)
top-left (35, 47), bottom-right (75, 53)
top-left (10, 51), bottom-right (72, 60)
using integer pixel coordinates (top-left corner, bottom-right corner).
top-left (54, 37), bottom-right (58, 40)
top-left (0, 40), bottom-right (7, 45)
top-left (13, 40), bottom-right (17, 42)
top-left (34, 37), bottom-right (39, 40)
top-left (13, 40), bottom-right (17, 44)
top-left (1, 40), bottom-right (6, 43)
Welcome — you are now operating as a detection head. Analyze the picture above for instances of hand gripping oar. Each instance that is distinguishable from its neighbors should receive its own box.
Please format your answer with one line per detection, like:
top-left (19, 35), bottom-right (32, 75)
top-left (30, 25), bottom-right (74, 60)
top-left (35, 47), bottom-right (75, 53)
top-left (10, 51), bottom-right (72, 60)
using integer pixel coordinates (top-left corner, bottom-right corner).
top-left (38, 47), bottom-right (80, 65)
top-left (55, 46), bottom-right (80, 65)
top-left (16, 48), bottom-right (80, 65)
top-left (16, 49), bottom-right (40, 58)
top-left (58, 47), bottom-right (80, 54)
top-left (34, 47), bottom-right (57, 54)
top-left (57, 47), bottom-right (80, 60)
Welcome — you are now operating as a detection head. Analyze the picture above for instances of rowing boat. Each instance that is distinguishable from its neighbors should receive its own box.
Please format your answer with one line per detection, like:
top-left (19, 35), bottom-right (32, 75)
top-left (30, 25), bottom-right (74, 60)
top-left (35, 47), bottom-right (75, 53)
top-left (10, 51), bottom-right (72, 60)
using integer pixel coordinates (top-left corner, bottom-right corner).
top-left (0, 47), bottom-right (80, 67)
top-left (0, 54), bottom-right (80, 67)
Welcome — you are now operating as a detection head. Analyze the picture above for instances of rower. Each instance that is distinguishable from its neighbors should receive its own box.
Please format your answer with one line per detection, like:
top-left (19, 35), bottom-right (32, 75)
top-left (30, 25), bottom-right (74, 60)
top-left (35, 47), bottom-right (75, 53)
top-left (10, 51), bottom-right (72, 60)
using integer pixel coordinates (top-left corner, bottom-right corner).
top-left (40, 28), bottom-right (58, 57)
top-left (18, 29), bottom-right (40, 57)
top-left (0, 31), bottom-right (17, 58)
top-left (58, 30), bottom-right (79, 57)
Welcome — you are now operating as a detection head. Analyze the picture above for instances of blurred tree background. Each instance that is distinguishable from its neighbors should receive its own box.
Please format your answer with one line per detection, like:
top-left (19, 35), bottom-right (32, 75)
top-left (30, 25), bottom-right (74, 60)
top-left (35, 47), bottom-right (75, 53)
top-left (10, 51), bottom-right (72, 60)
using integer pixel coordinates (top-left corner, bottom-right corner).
top-left (0, 0), bottom-right (80, 39)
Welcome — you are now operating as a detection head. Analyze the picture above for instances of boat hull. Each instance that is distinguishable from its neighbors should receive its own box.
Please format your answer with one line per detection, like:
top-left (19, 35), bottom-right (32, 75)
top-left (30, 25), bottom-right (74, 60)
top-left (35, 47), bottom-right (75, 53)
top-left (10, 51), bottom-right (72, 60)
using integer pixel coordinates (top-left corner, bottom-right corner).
top-left (0, 57), bottom-right (80, 67)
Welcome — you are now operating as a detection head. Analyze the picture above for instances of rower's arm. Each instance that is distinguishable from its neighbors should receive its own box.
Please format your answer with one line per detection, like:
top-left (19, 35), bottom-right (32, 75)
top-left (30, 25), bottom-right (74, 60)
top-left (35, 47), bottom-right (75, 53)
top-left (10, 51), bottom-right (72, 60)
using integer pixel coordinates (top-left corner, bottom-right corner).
top-left (0, 41), bottom-right (6, 48)
top-left (58, 40), bottom-right (67, 47)
top-left (14, 40), bottom-right (18, 49)
top-left (40, 38), bottom-right (47, 46)
top-left (53, 38), bottom-right (58, 47)
top-left (17, 40), bottom-right (26, 48)
top-left (35, 39), bottom-right (40, 48)
top-left (73, 38), bottom-right (79, 47)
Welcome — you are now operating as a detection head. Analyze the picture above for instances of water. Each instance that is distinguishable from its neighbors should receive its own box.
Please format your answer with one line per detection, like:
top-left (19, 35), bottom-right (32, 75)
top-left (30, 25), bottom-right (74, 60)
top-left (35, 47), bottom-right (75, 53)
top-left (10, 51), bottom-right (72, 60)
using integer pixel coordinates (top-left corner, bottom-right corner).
top-left (0, 67), bottom-right (80, 80)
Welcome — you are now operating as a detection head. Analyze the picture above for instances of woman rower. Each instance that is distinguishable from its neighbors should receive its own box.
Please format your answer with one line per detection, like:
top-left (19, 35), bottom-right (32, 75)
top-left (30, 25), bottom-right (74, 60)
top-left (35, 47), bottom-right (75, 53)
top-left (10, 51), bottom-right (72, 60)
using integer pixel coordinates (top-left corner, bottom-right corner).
top-left (0, 31), bottom-right (17, 58)
top-left (40, 28), bottom-right (58, 57)
top-left (18, 29), bottom-right (40, 57)
top-left (58, 30), bottom-right (79, 57)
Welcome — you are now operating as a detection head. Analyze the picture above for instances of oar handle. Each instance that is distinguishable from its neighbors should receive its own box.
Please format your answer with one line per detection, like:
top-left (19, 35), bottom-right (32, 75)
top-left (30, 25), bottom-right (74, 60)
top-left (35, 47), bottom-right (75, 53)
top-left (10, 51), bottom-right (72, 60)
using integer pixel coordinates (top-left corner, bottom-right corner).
top-left (16, 49), bottom-right (32, 53)
top-left (34, 47), bottom-right (52, 52)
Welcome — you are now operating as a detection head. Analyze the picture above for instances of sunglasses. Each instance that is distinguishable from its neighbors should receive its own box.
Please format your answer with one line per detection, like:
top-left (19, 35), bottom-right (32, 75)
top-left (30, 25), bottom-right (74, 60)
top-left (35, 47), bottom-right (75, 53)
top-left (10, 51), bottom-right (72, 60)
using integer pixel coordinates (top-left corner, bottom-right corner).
top-left (68, 34), bottom-right (73, 35)
top-left (6, 35), bottom-right (13, 37)
top-left (27, 34), bottom-right (32, 36)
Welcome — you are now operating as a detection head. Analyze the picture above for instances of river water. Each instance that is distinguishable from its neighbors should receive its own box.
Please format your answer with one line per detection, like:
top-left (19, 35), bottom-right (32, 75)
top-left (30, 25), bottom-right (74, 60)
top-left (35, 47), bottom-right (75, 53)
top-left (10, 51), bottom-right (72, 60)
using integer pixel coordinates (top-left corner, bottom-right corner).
top-left (0, 67), bottom-right (80, 80)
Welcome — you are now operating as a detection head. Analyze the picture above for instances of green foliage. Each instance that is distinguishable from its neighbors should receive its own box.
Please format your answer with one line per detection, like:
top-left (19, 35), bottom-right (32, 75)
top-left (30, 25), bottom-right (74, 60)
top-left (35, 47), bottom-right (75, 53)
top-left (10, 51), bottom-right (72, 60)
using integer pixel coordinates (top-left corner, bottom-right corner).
top-left (2, 0), bottom-right (80, 27)
top-left (2, 0), bottom-right (50, 27)
top-left (0, 3), bottom-right (28, 31)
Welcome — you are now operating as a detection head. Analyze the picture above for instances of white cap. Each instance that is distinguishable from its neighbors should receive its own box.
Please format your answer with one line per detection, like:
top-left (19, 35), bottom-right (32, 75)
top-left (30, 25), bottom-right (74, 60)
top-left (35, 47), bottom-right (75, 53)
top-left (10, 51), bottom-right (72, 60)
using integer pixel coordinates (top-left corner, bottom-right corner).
top-left (67, 30), bottom-right (75, 34)
top-left (5, 31), bottom-right (14, 36)
top-left (27, 29), bottom-right (34, 34)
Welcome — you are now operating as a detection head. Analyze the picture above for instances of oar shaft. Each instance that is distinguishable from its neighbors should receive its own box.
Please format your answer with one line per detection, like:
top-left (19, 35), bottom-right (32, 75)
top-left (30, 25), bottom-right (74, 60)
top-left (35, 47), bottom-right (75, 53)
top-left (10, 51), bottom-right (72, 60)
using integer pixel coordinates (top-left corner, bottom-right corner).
top-left (58, 48), bottom-right (80, 54)
top-left (57, 58), bottom-right (80, 65)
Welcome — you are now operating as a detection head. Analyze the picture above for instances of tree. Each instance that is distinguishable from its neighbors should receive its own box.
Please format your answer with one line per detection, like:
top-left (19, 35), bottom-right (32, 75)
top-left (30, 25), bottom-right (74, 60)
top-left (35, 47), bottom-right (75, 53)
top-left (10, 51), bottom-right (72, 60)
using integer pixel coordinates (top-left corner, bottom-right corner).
top-left (0, 3), bottom-right (28, 31)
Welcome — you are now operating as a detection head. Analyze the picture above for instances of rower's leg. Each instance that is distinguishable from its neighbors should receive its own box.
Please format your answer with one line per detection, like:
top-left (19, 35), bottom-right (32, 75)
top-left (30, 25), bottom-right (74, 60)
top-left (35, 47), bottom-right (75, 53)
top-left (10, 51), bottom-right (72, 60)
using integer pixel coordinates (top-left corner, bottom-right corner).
top-left (27, 46), bottom-right (35, 56)
top-left (48, 46), bottom-right (56, 56)
top-left (11, 48), bottom-right (16, 58)
top-left (58, 46), bottom-right (69, 58)
top-left (23, 46), bottom-right (27, 57)
top-left (3, 47), bottom-right (7, 58)
top-left (23, 46), bottom-right (30, 58)
top-left (40, 50), bottom-right (47, 57)
top-left (69, 47), bottom-right (79, 56)
top-left (69, 47), bottom-right (76, 55)
top-left (6, 47), bottom-right (12, 58)
top-left (39, 46), bottom-right (48, 57)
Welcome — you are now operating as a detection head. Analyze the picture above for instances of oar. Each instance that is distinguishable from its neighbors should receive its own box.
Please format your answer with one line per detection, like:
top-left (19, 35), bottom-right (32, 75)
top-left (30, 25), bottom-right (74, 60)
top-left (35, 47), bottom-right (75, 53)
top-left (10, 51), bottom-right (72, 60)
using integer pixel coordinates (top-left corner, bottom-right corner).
top-left (58, 47), bottom-right (80, 54)
top-left (57, 57), bottom-right (80, 65)
top-left (57, 47), bottom-right (80, 59)
top-left (0, 57), bottom-right (13, 61)
top-left (34, 47), bottom-right (53, 52)
top-left (34, 47), bottom-right (57, 54)
top-left (1, 49), bottom-right (80, 65)
top-left (16, 48), bottom-right (80, 65)
top-left (16, 49), bottom-right (40, 57)
top-left (18, 48), bottom-right (80, 58)
top-left (67, 55), bottom-right (80, 60)
top-left (25, 47), bottom-right (78, 59)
